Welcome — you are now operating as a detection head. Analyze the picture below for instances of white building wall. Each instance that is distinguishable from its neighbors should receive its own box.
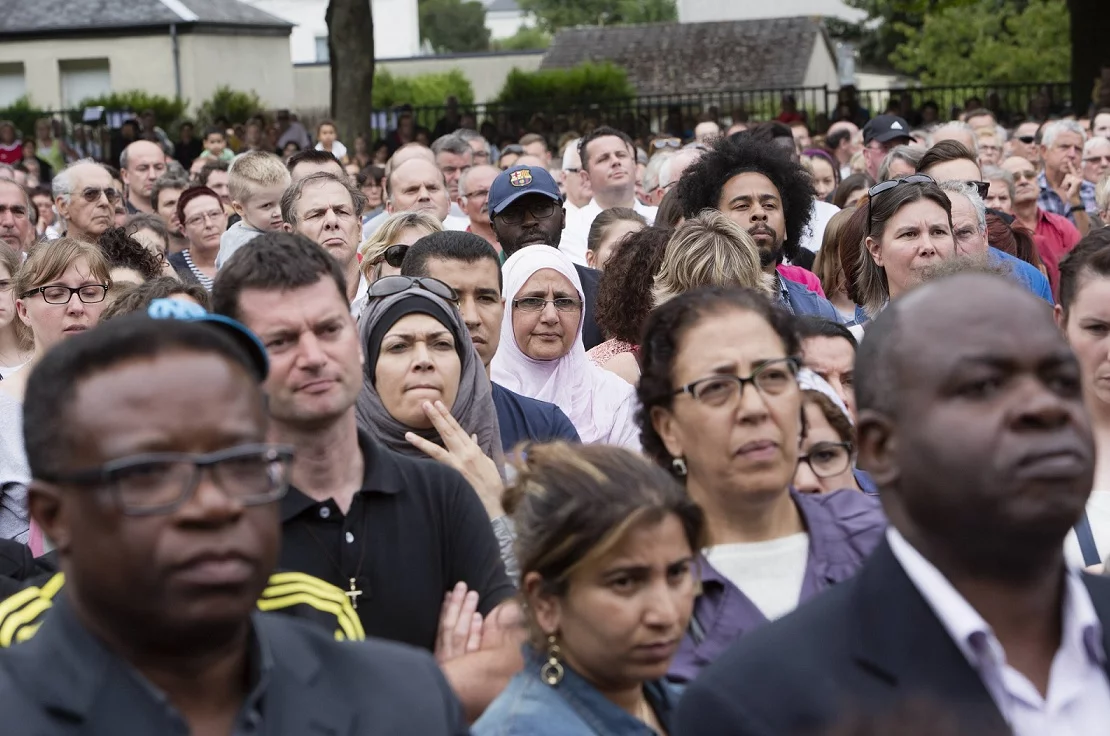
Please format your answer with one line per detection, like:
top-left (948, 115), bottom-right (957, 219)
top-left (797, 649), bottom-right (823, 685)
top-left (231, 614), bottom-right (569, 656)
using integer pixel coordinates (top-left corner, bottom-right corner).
top-left (486, 10), bottom-right (527, 40)
top-left (677, 0), bottom-right (865, 23)
top-left (242, 0), bottom-right (422, 62)
top-left (181, 34), bottom-right (295, 110)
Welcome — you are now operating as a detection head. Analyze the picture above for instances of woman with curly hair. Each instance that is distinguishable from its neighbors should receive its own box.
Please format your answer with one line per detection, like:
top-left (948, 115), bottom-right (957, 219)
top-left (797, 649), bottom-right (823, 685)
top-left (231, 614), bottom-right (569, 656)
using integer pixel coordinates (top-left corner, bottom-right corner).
top-left (97, 227), bottom-right (165, 287)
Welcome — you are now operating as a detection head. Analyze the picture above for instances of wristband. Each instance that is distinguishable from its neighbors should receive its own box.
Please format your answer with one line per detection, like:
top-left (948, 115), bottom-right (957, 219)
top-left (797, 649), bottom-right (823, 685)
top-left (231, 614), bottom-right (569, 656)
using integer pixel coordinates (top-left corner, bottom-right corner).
top-left (1069, 204), bottom-right (1086, 214)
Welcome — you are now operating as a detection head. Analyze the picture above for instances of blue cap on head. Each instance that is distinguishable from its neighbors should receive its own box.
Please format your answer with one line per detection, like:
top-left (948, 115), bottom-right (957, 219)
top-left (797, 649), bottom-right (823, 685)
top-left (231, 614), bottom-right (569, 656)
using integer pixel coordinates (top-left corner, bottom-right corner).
top-left (146, 298), bottom-right (269, 380)
top-left (488, 165), bottom-right (562, 216)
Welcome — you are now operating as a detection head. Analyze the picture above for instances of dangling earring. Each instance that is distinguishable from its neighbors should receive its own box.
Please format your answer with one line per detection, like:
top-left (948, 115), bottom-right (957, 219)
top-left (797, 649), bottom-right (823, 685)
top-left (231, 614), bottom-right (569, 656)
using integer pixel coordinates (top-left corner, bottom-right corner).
top-left (672, 456), bottom-right (687, 477)
top-left (540, 634), bottom-right (564, 686)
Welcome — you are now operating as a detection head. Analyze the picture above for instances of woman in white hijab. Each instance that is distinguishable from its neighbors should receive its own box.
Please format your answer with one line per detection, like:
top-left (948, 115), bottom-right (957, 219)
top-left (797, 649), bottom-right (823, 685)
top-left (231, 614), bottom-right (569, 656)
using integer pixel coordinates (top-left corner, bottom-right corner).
top-left (492, 245), bottom-right (640, 449)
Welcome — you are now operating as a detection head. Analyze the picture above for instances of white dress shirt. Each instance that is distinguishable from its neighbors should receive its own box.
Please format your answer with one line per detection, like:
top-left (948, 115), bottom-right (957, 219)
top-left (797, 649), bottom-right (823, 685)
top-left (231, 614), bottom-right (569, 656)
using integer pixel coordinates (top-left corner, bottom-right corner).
top-left (350, 274), bottom-right (369, 319)
top-left (888, 527), bottom-right (1110, 736)
top-left (560, 198), bottom-right (658, 266)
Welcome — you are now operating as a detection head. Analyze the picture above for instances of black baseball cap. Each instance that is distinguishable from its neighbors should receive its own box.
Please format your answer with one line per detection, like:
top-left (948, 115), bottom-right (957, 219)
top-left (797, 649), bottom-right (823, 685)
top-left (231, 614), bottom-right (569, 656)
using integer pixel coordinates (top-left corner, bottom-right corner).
top-left (863, 115), bottom-right (913, 145)
top-left (489, 165), bottom-right (562, 216)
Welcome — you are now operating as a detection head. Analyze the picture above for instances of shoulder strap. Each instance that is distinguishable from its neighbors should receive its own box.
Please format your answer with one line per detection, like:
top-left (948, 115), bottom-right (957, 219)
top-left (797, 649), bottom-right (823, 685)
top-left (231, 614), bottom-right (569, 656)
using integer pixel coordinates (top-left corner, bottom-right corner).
top-left (1075, 511), bottom-right (1101, 567)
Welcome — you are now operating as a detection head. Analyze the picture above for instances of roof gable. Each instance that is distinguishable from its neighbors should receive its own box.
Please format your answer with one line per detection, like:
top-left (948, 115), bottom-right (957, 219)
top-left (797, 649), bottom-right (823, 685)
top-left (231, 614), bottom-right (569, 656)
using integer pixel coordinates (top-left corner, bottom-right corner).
top-left (0, 0), bottom-right (291, 36)
top-left (541, 18), bottom-right (831, 95)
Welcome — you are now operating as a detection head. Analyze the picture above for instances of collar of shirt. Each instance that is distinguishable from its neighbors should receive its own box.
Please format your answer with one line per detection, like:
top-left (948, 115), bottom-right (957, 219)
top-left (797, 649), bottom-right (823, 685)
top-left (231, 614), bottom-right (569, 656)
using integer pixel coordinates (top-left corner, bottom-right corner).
top-left (887, 525), bottom-right (1106, 685)
top-left (280, 428), bottom-right (401, 522)
top-left (350, 274), bottom-right (369, 319)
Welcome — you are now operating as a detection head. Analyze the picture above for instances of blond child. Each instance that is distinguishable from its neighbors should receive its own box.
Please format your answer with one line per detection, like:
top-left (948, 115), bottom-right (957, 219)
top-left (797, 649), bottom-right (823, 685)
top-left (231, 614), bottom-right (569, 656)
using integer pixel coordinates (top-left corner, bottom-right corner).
top-left (216, 151), bottom-right (292, 268)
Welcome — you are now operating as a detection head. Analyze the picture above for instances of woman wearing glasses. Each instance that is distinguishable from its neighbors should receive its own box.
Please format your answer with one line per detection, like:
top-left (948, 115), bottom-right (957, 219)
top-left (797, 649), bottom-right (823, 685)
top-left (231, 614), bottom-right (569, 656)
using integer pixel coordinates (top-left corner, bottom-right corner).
top-left (359, 211), bottom-right (442, 285)
top-left (169, 186), bottom-right (226, 291)
top-left (492, 246), bottom-right (640, 448)
top-left (793, 382), bottom-right (864, 496)
top-left (637, 287), bottom-right (885, 683)
top-left (355, 276), bottom-right (505, 517)
top-left (1, 238), bottom-right (111, 546)
top-left (853, 174), bottom-right (956, 318)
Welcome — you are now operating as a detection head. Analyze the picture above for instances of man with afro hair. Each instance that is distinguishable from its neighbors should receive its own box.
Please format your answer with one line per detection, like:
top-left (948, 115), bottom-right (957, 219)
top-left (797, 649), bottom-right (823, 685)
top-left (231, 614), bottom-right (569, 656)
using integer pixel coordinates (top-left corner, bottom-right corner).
top-left (676, 134), bottom-right (842, 321)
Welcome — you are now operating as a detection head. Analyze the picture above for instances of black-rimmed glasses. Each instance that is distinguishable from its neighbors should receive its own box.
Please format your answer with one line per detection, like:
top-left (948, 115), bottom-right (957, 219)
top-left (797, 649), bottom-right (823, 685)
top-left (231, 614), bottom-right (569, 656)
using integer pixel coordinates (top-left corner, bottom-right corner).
top-left (867, 174), bottom-right (935, 234)
top-left (672, 358), bottom-right (799, 408)
top-left (39, 443), bottom-right (294, 516)
top-left (369, 275), bottom-right (459, 304)
top-left (20, 284), bottom-right (108, 304)
top-left (797, 441), bottom-right (853, 479)
top-left (498, 199), bottom-right (558, 225)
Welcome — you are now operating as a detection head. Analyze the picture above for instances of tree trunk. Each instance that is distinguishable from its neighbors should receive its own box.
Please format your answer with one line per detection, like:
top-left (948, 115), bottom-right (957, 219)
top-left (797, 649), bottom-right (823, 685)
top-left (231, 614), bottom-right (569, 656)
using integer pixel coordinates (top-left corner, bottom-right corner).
top-left (1068, 0), bottom-right (1110, 115)
top-left (326, 0), bottom-right (375, 144)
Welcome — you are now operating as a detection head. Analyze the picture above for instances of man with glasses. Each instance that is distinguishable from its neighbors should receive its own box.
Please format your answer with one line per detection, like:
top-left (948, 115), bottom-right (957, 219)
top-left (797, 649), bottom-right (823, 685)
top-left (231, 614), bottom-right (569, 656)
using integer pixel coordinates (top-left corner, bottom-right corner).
top-left (860, 115), bottom-right (913, 180)
top-left (559, 138), bottom-right (592, 212)
top-left (52, 159), bottom-right (117, 243)
top-left (488, 164), bottom-right (606, 349)
top-left (0, 179), bottom-right (35, 253)
top-left (212, 233), bottom-right (520, 720)
top-left (0, 310), bottom-right (469, 733)
top-left (1003, 155), bottom-right (1081, 294)
top-left (457, 164), bottom-right (500, 250)
top-left (1082, 136), bottom-right (1110, 186)
top-left (1010, 121), bottom-right (1041, 161)
top-left (119, 140), bottom-right (167, 216)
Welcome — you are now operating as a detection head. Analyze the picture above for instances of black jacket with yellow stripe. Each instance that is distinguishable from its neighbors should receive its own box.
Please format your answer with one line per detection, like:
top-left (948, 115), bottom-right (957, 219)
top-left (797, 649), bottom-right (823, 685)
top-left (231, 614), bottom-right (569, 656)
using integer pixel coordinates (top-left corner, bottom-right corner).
top-left (0, 552), bottom-right (365, 647)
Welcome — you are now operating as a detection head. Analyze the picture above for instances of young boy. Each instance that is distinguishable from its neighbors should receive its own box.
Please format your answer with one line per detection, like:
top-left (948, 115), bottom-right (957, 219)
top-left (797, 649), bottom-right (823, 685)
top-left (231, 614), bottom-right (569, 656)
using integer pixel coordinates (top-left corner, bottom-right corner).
top-left (199, 126), bottom-right (235, 162)
top-left (216, 151), bottom-right (291, 268)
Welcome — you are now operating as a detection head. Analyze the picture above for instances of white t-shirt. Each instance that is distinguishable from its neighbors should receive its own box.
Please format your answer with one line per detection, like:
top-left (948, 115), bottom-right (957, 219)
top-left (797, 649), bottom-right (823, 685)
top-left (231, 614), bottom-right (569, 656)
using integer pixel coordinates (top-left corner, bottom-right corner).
top-left (705, 533), bottom-right (810, 621)
top-left (560, 198), bottom-right (658, 266)
top-left (800, 199), bottom-right (841, 253)
top-left (1066, 490), bottom-right (1110, 568)
top-left (315, 140), bottom-right (348, 161)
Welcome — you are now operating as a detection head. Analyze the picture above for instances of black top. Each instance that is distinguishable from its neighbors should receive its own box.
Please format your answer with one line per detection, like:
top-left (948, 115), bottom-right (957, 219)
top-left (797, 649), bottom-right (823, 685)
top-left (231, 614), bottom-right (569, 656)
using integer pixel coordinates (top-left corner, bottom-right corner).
top-left (279, 429), bottom-right (515, 650)
top-left (0, 593), bottom-right (468, 735)
top-left (575, 262), bottom-right (604, 351)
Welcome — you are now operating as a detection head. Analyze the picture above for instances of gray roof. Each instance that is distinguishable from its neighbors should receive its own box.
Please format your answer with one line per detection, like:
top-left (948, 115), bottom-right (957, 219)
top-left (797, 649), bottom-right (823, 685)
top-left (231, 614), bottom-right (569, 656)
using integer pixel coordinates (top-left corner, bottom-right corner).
top-left (541, 18), bottom-right (832, 95)
top-left (0, 0), bottom-right (292, 36)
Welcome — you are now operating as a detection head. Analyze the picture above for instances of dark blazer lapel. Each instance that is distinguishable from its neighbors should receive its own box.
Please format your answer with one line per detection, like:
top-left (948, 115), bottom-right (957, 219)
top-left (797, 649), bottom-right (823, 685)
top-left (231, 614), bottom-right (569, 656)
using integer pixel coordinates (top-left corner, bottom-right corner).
top-left (848, 539), bottom-right (1009, 732)
top-left (257, 614), bottom-right (357, 736)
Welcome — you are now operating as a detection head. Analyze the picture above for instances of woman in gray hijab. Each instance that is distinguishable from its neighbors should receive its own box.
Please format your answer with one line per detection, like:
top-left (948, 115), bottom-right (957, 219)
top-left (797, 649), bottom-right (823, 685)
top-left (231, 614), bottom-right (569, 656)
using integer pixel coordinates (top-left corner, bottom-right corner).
top-left (356, 277), bottom-right (506, 517)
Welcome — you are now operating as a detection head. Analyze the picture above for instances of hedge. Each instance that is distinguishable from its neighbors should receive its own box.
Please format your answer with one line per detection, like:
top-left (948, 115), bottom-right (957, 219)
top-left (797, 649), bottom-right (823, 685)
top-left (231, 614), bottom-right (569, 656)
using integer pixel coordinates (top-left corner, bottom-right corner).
top-left (494, 62), bottom-right (635, 109)
top-left (372, 68), bottom-right (475, 110)
top-left (73, 90), bottom-right (188, 128)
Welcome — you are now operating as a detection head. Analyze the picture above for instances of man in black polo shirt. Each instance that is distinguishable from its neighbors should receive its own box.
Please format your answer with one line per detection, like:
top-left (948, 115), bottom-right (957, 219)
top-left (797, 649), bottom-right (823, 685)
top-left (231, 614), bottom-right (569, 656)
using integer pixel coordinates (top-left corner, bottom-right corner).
top-left (212, 231), bottom-right (521, 718)
top-left (0, 314), bottom-right (467, 733)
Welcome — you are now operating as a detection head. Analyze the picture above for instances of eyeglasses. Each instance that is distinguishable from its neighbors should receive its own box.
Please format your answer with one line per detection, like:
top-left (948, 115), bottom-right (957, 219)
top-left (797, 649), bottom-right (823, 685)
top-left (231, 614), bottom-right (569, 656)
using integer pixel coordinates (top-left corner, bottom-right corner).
top-left (867, 174), bottom-right (935, 234)
top-left (1017, 135), bottom-right (1036, 144)
top-left (184, 210), bottom-right (225, 228)
top-left (1011, 169), bottom-right (1038, 181)
top-left (462, 188), bottom-right (490, 201)
top-left (672, 358), bottom-right (799, 408)
top-left (965, 180), bottom-right (990, 199)
top-left (1084, 155), bottom-right (1110, 165)
top-left (21, 283), bottom-right (108, 304)
top-left (498, 199), bottom-right (558, 225)
top-left (80, 187), bottom-right (121, 204)
top-left (377, 244), bottom-right (409, 268)
top-left (39, 443), bottom-right (294, 516)
top-left (368, 275), bottom-right (459, 304)
top-left (797, 441), bottom-right (853, 479)
top-left (512, 296), bottom-right (582, 312)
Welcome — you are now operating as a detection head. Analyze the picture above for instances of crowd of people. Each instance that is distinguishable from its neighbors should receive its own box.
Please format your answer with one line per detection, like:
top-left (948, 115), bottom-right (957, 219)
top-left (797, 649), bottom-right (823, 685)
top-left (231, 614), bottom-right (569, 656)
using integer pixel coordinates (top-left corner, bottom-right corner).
top-left (1, 90), bottom-right (1110, 735)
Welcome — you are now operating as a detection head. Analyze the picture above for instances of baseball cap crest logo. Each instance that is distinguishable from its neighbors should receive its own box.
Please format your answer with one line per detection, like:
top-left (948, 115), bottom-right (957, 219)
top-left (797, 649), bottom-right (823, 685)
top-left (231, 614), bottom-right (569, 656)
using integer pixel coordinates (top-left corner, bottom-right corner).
top-left (509, 169), bottom-right (533, 187)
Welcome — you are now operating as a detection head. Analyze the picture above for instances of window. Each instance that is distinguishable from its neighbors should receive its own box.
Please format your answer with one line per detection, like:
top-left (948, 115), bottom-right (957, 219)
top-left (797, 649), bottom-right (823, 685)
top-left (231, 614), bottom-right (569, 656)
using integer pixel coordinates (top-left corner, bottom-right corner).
top-left (59, 59), bottom-right (111, 109)
top-left (315, 36), bottom-right (330, 63)
top-left (0, 63), bottom-right (25, 107)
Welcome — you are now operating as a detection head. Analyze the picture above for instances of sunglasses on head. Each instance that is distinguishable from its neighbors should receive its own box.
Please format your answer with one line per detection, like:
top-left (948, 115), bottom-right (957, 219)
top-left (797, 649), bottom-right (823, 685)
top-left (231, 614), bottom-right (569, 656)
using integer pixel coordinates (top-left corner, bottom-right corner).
top-left (651, 137), bottom-right (681, 150)
top-left (376, 244), bottom-right (409, 268)
top-left (867, 174), bottom-right (935, 234)
top-left (368, 275), bottom-right (459, 304)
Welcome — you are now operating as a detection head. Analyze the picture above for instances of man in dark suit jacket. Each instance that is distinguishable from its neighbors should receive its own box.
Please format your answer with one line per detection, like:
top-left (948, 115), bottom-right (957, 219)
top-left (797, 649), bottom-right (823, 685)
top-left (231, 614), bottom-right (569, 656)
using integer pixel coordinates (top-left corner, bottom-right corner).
top-left (0, 313), bottom-right (467, 734)
top-left (676, 273), bottom-right (1110, 735)
top-left (489, 163), bottom-right (606, 349)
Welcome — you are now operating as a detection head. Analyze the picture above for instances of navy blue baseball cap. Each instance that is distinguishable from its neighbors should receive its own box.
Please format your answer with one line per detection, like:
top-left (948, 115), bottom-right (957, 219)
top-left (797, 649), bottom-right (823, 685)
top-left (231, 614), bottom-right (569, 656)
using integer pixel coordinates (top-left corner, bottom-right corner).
top-left (147, 298), bottom-right (269, 381)
top-left (489, 165), bottom-right (562, 216)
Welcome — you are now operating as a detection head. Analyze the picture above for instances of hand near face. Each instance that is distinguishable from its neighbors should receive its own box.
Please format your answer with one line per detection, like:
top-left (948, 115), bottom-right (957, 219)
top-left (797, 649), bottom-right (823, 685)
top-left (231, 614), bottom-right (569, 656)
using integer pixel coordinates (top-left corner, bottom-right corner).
top-left (1059, 160), bottom-right (1083, 206)
top-left (405, 400), bottom-right (504, 518)
top-left (434, 581), bottom-right (483, 664)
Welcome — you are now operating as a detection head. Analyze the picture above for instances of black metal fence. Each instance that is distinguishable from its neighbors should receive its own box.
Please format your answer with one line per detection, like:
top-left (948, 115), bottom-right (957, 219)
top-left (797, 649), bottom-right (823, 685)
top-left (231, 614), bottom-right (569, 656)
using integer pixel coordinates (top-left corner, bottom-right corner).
top-left (394, 81), bottom-right (1072, 144)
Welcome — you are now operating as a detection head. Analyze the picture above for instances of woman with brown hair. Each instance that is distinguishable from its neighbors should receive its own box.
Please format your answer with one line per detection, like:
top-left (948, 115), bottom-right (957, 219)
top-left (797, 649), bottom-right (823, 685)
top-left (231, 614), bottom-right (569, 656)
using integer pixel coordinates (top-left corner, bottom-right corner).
top-left (814, 208), bottom-right (866, 323)
top-left (473, 443), bottom-right (705, 735)
top-left (0, 247), bottom-right (32, 378)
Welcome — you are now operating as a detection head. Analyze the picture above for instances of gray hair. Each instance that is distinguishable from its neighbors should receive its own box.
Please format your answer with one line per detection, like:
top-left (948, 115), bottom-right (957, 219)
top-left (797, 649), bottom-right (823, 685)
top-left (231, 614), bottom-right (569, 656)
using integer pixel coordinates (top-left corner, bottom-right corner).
top-left (1097, 171), bottom-right (1110, 213)
top-left (1084, 136), bottom-right (1110, 158)
top-left (928, 121), bottom-right (979, 157)
top-left (939, 180), bottom-right (987, 234)
top-left (149, 173), bottom-right (190, 212)
top-left (280, 171), bottom-right (367, 228)
top-left (1042, 119), bottom-right (1087, 148)
top-left (877, 145), bottom-right (924, 182)
top-left (643, 152), bottom-right (671, 193)
top-left (457, 164), bottom-right (498, 198)
top-left (659, 149), bottom-right (701, 190)
top-left (431, 132), bottom-right (473, 159)
top-left (52, 158), bottom-right (102, 204)
top-left (456, 128), bottom-right (491, 158)
top-left (982, 165), bottom-right (1015, 202)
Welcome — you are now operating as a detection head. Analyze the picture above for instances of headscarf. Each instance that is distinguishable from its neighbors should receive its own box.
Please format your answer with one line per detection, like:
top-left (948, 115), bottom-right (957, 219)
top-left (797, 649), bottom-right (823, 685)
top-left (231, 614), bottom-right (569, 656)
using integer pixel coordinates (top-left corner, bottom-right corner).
top-left (356, 287), bottom-right (505, 471)
top-left (491, 245), bottom-right (641, 449)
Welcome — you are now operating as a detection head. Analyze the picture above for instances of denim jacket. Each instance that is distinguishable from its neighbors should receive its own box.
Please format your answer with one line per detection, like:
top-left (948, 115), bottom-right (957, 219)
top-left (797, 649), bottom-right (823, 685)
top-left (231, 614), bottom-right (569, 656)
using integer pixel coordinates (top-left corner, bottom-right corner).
top-left (667, 488), bottom-right (886, 683)
top-left (473, 646), bottom-right (679, 736)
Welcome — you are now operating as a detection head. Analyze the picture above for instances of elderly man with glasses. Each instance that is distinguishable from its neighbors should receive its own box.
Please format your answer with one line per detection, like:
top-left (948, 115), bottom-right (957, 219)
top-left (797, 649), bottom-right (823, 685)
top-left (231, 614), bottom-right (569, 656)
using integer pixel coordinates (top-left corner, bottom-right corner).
top-left (52, 159), bottom-right (118, 243)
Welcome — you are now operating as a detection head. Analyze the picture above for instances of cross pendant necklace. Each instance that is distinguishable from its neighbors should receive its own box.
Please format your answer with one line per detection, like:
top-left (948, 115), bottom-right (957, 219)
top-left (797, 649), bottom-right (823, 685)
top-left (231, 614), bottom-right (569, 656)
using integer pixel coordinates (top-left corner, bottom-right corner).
top-left (346, 577), bottom-right (364, 609)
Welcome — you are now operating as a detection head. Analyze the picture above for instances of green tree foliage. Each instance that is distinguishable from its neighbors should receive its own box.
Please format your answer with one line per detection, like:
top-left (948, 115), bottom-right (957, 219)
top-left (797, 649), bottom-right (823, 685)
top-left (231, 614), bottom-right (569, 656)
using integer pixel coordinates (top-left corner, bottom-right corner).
top-left (490, 26), bottom-right (552, 51)
top-left (0, 96), bottom-right (49, 139)
top-left (195, 86), bottom-right (265, 127)
top-left (372, 69), bottom-right (475, 109)
top-left (419, 0), bottom-right (491, 53)
top-left (890, 0), bottom-right (1070, 84)
top-left (518, 0), bottom-right (676, 34)
top-left (73, 90), bottom-right (188, 127)
top-left (495, 62), bottom-right (634, 108)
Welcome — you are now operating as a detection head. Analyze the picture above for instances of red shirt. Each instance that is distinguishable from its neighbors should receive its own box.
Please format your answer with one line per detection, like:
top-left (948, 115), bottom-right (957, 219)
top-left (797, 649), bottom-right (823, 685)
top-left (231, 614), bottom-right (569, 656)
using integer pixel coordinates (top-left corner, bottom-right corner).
top-left (1033, 208), bottom-right (1081, 299)
top-left (777, 264), bottom-right (826, 298)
